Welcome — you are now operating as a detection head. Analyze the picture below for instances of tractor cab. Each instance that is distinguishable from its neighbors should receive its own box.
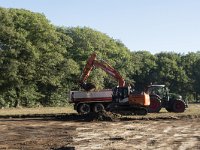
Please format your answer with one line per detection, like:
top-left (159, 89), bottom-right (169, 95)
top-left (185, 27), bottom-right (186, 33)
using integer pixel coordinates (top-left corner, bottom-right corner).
top-left (148, 85), bottom-right (169, 100)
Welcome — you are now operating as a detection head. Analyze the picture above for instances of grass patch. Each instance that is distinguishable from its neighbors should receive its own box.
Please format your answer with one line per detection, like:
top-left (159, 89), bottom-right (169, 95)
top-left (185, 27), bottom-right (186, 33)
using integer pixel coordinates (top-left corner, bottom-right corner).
top-left (0, 106), bottom-right (76, 116)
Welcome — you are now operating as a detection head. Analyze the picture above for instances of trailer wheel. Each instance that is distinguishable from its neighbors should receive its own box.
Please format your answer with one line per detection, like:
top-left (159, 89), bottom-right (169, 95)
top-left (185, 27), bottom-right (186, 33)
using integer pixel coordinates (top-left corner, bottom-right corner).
top-left (173, 100), bottom-right (185, 113)
top-left (93, 103), bottom-right (105, 113)
top-left (77, 103), bottom-right (91, 114)
top-left (148, 98), bottom-right (162, 113)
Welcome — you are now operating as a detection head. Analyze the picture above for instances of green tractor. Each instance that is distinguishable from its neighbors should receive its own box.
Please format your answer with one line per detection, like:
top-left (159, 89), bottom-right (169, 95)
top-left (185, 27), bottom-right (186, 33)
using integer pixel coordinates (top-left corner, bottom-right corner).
top-left (147, 85), bottom-right (188, 113)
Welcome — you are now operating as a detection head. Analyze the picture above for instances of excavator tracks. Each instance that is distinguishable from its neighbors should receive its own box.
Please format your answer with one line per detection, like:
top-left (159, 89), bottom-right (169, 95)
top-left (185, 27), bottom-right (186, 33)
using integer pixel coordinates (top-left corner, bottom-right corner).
top-left (107, 103), bottom-right (148, 116)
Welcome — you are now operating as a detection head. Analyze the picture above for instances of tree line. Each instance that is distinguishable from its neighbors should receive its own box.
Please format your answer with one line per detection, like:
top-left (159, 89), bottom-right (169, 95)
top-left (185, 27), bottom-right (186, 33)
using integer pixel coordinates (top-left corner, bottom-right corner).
top-left (0, 7), bottom-right (199, 108)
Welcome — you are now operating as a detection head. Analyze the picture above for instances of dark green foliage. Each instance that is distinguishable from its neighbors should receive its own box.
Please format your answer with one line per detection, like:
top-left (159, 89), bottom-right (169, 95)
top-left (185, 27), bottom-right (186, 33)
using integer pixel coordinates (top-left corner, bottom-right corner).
top-left (130, 51), bottom-right (157, 92)
top-left (0, 7), bottom-right (199, 107)
top-left (192, 59), bottom-right (200, 96)
top-left (155, 52), bottom-right (188, 92)
top-left (0, 7), bottom-right (73, 107)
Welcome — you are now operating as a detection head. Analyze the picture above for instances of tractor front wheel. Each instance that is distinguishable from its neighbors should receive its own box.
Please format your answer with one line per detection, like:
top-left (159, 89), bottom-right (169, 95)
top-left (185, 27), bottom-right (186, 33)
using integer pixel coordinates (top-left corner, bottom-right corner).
top-left (173, 100), bottom-right (185, 113)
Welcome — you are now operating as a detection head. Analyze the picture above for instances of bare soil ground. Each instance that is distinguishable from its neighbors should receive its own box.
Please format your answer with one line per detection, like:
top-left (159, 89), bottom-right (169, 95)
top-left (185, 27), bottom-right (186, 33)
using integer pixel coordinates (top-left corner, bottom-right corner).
top-left (0, 104), bottom-right (200, 150)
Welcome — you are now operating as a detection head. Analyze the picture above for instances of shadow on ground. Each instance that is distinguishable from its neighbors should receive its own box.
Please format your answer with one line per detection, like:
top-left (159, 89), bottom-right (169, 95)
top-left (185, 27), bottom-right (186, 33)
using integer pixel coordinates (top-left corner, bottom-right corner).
top-left (0, 110), bottom-right (200, 122)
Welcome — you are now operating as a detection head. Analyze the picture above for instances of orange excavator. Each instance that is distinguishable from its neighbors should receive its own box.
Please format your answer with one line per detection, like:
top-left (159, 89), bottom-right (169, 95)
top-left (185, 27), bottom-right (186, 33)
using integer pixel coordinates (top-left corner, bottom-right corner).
top-left (79, 52), bottom-right (150, 115)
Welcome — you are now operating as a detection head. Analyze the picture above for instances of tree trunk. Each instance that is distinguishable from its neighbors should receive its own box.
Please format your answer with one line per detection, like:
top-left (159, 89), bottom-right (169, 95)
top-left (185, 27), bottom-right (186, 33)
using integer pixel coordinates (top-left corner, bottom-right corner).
top-left (14, 87), bottom-right (20, 108)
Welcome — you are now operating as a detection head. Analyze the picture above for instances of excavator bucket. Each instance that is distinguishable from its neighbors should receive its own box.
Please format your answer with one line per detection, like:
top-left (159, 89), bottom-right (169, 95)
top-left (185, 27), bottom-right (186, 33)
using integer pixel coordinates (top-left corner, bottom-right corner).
top-left (80, 82), bottom-right (96, 91)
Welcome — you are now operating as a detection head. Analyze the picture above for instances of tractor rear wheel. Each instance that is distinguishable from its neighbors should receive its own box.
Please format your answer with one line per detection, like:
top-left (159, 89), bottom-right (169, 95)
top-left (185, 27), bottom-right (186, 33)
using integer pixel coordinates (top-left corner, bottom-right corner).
top-left (173, 100), bottom-right (185, 113)
top-left (148, 98), bottom-right (162, 113)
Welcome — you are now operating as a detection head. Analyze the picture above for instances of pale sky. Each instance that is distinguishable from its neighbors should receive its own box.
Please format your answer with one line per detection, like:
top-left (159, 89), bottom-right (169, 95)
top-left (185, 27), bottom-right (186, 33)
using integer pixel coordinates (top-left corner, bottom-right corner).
top-left (1, 0), bottom-right (200, 54)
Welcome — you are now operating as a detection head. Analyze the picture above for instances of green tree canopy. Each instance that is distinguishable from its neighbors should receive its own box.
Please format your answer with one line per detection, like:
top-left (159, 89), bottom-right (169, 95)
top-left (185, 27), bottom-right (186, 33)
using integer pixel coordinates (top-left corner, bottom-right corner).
top-left (130, 51), bottom-right (157, 91)
top-left (155, 52), bottom-right (189, 94)
top-left (0, 8), bottom-right (72, 107)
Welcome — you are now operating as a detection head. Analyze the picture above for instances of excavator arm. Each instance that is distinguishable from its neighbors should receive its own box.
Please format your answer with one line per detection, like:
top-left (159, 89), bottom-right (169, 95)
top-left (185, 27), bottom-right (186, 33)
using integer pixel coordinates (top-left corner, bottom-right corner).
top-left (79, 53), bottom-right (125, 91)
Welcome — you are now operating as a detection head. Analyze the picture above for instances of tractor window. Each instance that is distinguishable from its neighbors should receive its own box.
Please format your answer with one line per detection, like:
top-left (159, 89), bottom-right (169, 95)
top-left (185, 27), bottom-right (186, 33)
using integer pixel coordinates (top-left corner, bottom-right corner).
top-left (149, 87), bottom-right (165, 99)
top-left (159, 87), bottom-right (165, 98)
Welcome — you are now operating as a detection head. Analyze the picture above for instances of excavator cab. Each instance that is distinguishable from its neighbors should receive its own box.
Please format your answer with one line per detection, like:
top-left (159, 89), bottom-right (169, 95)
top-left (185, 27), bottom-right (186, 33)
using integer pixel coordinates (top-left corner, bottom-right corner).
top-left (112, 87), bottom-right (150, 106)
top-left (112, 87), bottom-right (130, 103)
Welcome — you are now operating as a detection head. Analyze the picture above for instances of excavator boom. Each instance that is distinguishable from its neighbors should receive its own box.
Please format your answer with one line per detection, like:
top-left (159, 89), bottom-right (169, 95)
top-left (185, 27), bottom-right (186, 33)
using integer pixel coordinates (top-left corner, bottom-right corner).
top-left (79, 53), bottom-right (125, 91)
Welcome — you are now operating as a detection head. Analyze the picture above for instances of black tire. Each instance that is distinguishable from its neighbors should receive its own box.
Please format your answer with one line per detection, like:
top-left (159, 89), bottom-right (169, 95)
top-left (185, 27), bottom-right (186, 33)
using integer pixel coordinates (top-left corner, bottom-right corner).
top-left (148, 98), bottom-right (162, 113)
top-left (173, 100), bottom-right (185, 113)
top-left (77, 103), bottom-right (91, 114)
top-left (93, 103), bottom-right (105, 113)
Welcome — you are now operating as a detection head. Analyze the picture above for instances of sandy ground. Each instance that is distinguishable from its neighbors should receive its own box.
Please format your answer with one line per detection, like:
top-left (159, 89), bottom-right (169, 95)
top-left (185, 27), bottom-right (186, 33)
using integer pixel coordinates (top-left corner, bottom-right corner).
top-left (0, 117), bottom-right (199, 150)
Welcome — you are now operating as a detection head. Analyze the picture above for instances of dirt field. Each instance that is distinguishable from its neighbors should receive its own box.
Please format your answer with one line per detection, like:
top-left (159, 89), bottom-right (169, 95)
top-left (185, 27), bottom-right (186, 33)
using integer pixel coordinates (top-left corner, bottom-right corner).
top-left (0, 104), bottom-right (200, 150)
